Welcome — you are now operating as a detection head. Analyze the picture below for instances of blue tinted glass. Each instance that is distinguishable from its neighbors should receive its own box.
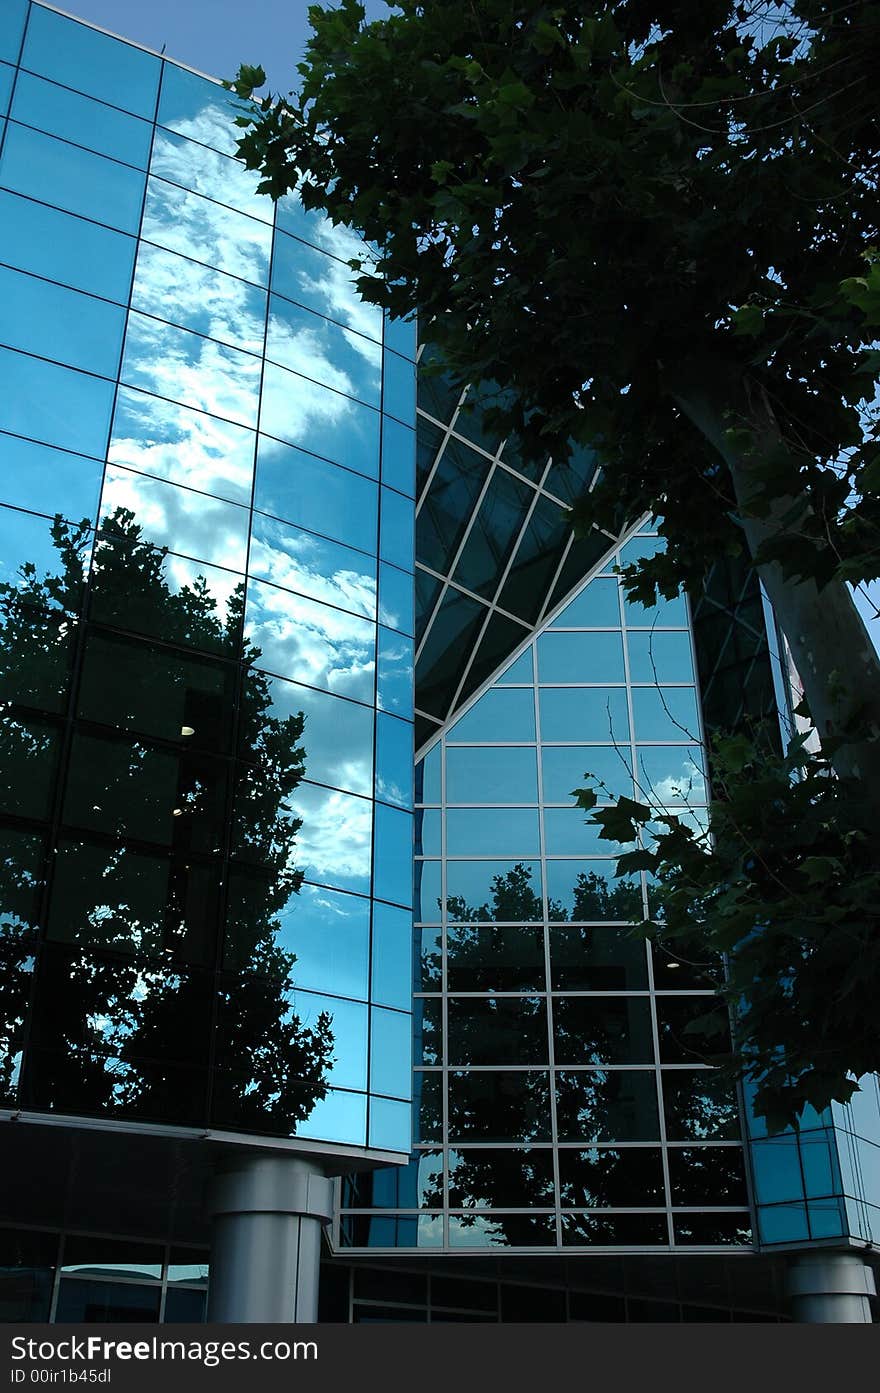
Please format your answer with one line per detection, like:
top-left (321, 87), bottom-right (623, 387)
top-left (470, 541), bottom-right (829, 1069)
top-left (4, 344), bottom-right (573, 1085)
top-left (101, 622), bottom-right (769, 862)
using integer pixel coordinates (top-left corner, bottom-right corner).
top-left (142, 184), bottom-right (270, 293)
top-left (100, 466), bottom-right (249, 571)
top-left (245, 578), bottom-right (375, 702)
top-left (369, 1096), bottom-right (412, 1151)
top-left (267, 296), bottom-right (381, 408)
top-left (260, 362), bottom-right (380, 478)
top-left (414, 860), bottom-right (441, 923)
top-left (293, 990), bottom-right (368, 1091)
top-left (249, 516), bottom-right (376, 620)
top-left (544, 809), bottom-right (634, 856)
top-left (0, 191), bottom-right (135, 302)
top-left (375, 712), bottom-right (413, 810)
top-left (418, 745), bottom-right (441, 803)
top-left (0, 61), bottom-right (14, 114)
top-left (254, 436), bottom-right (378, 551)
top-left (374, 803), bottom-right (413, 908)
top-left (371, 1008), bottom-right (412, 1098)
top-left (0, 504), bottom-right (89, 596)
top-left (635, 747), bottom-right (706, 804)
top-left (258, 676), bottom-right (373, 798)
top-left (446, 809), bottom-right (540, 858)
top-left (800, 1133), bottom-right (839, 1198)
top-left (377, 626), bottom-right (413, 718)
top-left (158, 64), bottom-right (247, 157)
top-left (552, 575), bottom-right (620, 628)
top-left (0, 347), bottom-right (114, 455)
top-left (372, 902), bottom-right (414, 1010)
top-left (150, 127), bottom-right (269, 221)
top-left (627, 631), bottom-right (695, 684)
top-left (381, 416), bottom-right (416, 497)
top-left (542, 745), bottom-right (634, 804)
top-left (284, 886), bottom-right (370, 1000)
top-left (537, 631), bottom-right (626, 684)
top-left (22, 9), bottom-right (161, 116)
top-left (447, 689), bottom-right (536, 743)
top-left (617, 536), bottom-right (664, 568)
top-left (806, 1199), bottom-right (845, 1238)
top-left (380, 488), bottom-right (415, 570)
top-left (415, 808), bottom-right (441, 856)
top-left (446, 745), bottom-right (538, 804)
top-left (624, 588), bottom-right (688, 627)
top-left (446, 861), bottom-right (542, 918)
top-left (121, 313), bottom-right (261, 429)
top-left (384, 312), bottom-right (417, 361)
top-left (545, 860), bottom-right (640, 921)
top-left (631, 687), bottom-right (700, 742)
top-left (539, 688), bottom-right (630, 744)
top-left (0, 265), bottom-right (124, 377)
top-left (0, 123), bottom-right (145, 232)
top-left (0, 0), bottom-right (25, 63)
top-left (275, 193), bottom-right (327, 247)
top-left (109, 386), bottom-right (256, 507)
top-left (296, 1087), bottom-right (366, 1147)
top-left (378, 563), bottom-right (414, 637)
top-left (383, 349), bottom-right (417, 425)
top-left (12, 72), bottom-right (153, 166)
top-left (131, 242), bottom-right (266, 354)
top-left (271, 229), bottom-right (383, 342)
top-left (496, 647), bottom-right (534, 683)
top-left (0, 434), bottom-right (103, 524)
top-left (290, 783), bottom-right (372, 896)
top-left (756, 1204), bottom-right (809, 1245)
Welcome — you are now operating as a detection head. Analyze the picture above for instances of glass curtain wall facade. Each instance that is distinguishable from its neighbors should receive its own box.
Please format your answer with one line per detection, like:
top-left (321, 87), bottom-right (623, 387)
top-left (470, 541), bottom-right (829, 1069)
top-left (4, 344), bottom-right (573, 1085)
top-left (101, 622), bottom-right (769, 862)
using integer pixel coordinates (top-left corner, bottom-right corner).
top-left (0, 0), bottom-right (415, 1155)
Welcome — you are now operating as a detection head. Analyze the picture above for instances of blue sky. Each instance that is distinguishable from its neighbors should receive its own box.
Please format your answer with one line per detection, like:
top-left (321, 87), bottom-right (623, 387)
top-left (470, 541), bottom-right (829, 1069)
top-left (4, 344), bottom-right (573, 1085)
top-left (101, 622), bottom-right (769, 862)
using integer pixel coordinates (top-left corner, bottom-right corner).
top-left (56, 0), bottom-right (390, 90)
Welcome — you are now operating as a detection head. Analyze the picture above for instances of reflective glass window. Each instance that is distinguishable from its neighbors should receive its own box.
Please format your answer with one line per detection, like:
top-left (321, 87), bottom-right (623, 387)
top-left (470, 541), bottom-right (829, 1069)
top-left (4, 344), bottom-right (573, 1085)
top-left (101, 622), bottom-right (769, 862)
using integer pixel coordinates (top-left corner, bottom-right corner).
top-left (416, 926), bottom-right (442, 991)
top-left (99, 467), bottom-right (250, 573)
top-left (416, 745), bottom-right (440, 803)
top-left (383, 349), bottom-right (416, 425)
top-left (415, 587), bottom-right (488, 722)
top-left (249, 516), bottom-right (376, 621)
top-left (0, 830), bottom-right (45, 939)
top-left (0, 1), bottom-right (25, 63)
top-left (369, 1096), bottom-right (412, 1152)
top-left (538, 687), bottom-right (629, 744)
top-left (555, 1070), bottom-right (660, 1142)
top-left (446, 689), bottom-right (535, 744)
top-left (0, 265), bottom-right (125, 378)
top-left (53, 1280), bottom-right (160, 1323)
top-left (296, 1089), bottom-right (367, 1147)
top-left (372, 902), bottom-right (413, 1010)
top-left (109, 385), bottom-right (256, 508)
top-left (667, 1147), bottom-right (748, 1206)
top-left (130, 242), bottom-right (267, 354)
top-left (0, 61), bottom-right (12, 116)
top-left (0, 346), bottom-right (115, 456)
top-left (562, 1214), bottom-right (667, 1247)
top-left (270, 229), bottom-right (383, 342)
top-left (0, 595), bottom-right (76, 713)
top-left (11, 72), bottom-right (153, 167)
top-left (22, 8), bottom-right (161, 116)
top-left (158, 64), bottom-right (246, 157)
top-left (446, 861), bottom-right (543, 920)
top-left (497, 494), bottom-right (569, 624)
top-left (635, 746), bottom-right (706, 805)
top-left (558, 1147), bottom-right (665, 1208)
top-left (447, 1071), bottom-right (552, 1142)
top-left (284, 782), bottom-right (372, 896)
top-left (447, 1148), bottom-right (555, 1209)
top-left (414, 860), bottom-right (441, 923)
top-left (0, 506), bottom-right (89, 611)
top-left (542, 745), bottom-right (633, 804)
top-left (246, 674), bottom-right (373, 798)
top-left (381, 416), bottom-right (415, 497)
top-left (496, 647), bottom-right (534, 684)
top-left (545, 860), bottom-right (642, 922)
top-left (374, 802), bottom-right (413, 908)
top-left (414, 998), bottom-right (442, 1065)
top-left (286, 989), bottom-right (368, 1092)
top-left (550, 926), bottom-right (648, 991)
top-left (224, 874), bottom-right (369, 997)
top-left (370, 1007), bottom-right (411, 1098)
top-left (0, 190), bottom-right (136, 302)
top-left (254, 436), bottom-right (377, 552)
top-left (120, 313), bottom-right (261, 430)
top-left (544, 808), bottom-right (635, 857)
top-left (448, 1214), bottom-right (556, 1249)
top-left (553, 997), bottom-right (654, 1065)
top-left (551, 576), bottom-right (621, 628)
top-left (447, 923), bottom-right (545, 993)
top-left (244, 577), bottom-right (375, 703)
top-left (631, 686), bottom-right (701, 743)
top-left (275, 195), bottom-right (329, 250)
top-left (375, 712), bottom-right (413, 810)
top-left (141, 178), bottom-right (271, 285)
top-left (656, 995), bottom-right (730, 1064)
top-left (260, 362), bottom-right (381, 479)
top-left (446, 808), bottom-right (540, 858)
top-left (378, 562), bottom-right (414, 637)
top-left (674, 1215), bottom-right (752, 1247)
top-left (537, 631), bottom-right (626, 685)
top-left (452, 467), bottom-right (534, 602)
top-left (624, 586), bottom-right (688, 627)
top-left (380, 488), bottom-right (415, 572)
top-left (384, 312), bottom-right (417, 361)
top-left (0, 434), bottom-right (103, 527)
top-left (627, 631), bottom-right (695, 685)
top-left (267, 296), bottom-right (381, 408)
top-left (448, 997), bottom-right (548, 1065)
top-left (149, 127), bottom-right (268, 221)
top-left (376, 626), bottom-right (413, 718)
top-left (446, 745), bottom-right (537, 805)
top-left (0, 124), bottom-right (146, 232)
top-left (416, 435), bottom-right (491, 574)
top-left (661, 1071), bottom-right (743, 1142)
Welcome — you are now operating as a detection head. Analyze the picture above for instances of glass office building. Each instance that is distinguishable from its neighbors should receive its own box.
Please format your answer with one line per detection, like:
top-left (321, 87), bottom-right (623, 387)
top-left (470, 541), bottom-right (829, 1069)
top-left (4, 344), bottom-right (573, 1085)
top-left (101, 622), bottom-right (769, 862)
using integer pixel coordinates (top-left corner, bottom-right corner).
top-left (0, 0), bottom-right (876, 1324)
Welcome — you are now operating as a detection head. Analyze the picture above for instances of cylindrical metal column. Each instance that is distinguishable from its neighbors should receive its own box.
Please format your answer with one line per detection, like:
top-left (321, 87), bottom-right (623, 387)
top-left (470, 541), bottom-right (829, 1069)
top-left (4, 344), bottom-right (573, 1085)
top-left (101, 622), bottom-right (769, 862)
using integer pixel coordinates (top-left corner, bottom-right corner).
top-left (787, 1252), bottom-right (876, 1323)
top-left (207, 1154), bottom-right (335, 1323)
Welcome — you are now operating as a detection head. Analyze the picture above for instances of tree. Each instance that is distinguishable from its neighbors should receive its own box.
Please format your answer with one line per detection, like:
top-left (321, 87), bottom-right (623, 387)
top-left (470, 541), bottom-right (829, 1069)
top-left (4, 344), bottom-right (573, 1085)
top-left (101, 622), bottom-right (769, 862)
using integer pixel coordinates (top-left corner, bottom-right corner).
top-left (230, 0), bottom-right (880, 1125)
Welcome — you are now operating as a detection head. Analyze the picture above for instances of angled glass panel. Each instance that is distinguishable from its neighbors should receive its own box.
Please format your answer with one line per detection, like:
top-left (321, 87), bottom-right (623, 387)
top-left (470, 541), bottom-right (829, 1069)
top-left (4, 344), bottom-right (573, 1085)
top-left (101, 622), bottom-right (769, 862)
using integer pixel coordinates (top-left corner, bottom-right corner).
top-left (150, 127), bottom-right (269, 221)
top-left (378, 563), bottom-right (414, 637)
top-left (0, 435), bottom-right (103, 527)
top-left (446, 809), bottom-right (540, 858)
top-left (496, 647), bottom-right (534, 684)
top-left (99, 466), bottom-right (249, 573)
top-left (121, 313), bottom-right (261, 430)
top-left (130, 242), bottom-right (267, 354)
top-left (455, 612), bottom-right (530, 713)
top-left (249, 516), bottom-right (376, 621)
top-left (555, 1070), bottom-right (660, 1142)
top-left (0, 0), bottom-right (25, 63)
top-left (416, 435), bottom-right (491, 575)
top-left (545, 860), bottom-right (641, 922)
top-left (542, 745), bottom-right (634, 805)
top-left (377, 626), bottom-right (413, 718)
top-left (627, 631), bottom-right (695, 685)
top-left (372, 902), bottom-right (413, 1011)
top-left (553, 997), bottom-right (654, 1065)
top-left (416, 745), bottom-right (440, 803)
top-left (294, 1087), bottom-right (367, 1147)
top-left (254, 436), bottom-right (377, 552)
top-left (551, 575), bottom-right (621, 629)
top-left (285, 782), bottom-right (372, 897)
top-left (242, 672), bottom-right (373, 799)
top-left (370, 1007), bottom-right (411, 1098)
top-left (452, 467), bottom-right (534, 601)
top-left (550, 926), bottom-right (648, 991)
top-left (383, 349), bottom-right (416, 425)
top-left (369, 1096), bottom-right (412, 1151)
top-left (380, 488), bottom-right (415, 572)
top-left (446, 688), bottom-right (535, 744)
top-left (0, 124), bottom-right (145, 232)
top-left (283, 989), bottom-right (368, 1092)
top-left (381, 416), bottom-right (416, 498)
top-left (414, 587), bottom-right (488, 722)
top-left (0, 61), bottom-right (12, 116)
top-left (267, 296), bottom-right (381, 407)
top-left (0, 266), bottom-right (125, 378)
top-left (538, 687), bottom-right (629, 744)
top-left (11, 72), bottom-right (153, 167)
top-left (415, 807), bottom-right (440, 858)
top-left (0, 190), bottom-right (136, 302)
top-left (446, 745), bottom-right (538, 804)
top-left (158, 64), bottom-right (247, 158)
top-left (260, 362), bottom-right (380, 479)
top-left (141, 177), bottom-right (272, 285)
top-left (447, 923), bottom-right (545, 993)
top-left (497, 493), bottom-right (570, 624)
top-left (244, 577), bottom-right (375, 703)
top-left (271, 228), bottom-right (383, 342)
top-left (537, 631), bottom-right (626, 685)
top-left (375, 712), bottom-right (413, 810)
top-left (373, 802), bottom-right (413, 908)
top-left (414, 860), bottom-right (441, 923)
top-left (631, 687), bottom-right (701, 743)
top-left (0, 346), bottom-right (115, 457)
top-left (109, 385), bottom-right (256, 507)
top-left (447, 1071), bottom-right (552, 1143)
top-left (446, 861), bottom-right (543, 920)
top-left (22, 9), bottom-right (160, 114)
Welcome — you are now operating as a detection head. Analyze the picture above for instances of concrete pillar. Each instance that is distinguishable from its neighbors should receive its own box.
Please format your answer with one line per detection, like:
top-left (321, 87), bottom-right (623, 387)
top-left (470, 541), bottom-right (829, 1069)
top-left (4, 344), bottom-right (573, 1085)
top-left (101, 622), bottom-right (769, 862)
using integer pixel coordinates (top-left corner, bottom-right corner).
top-left (207, 1154), bottom-right (335, 1323)
top-left (787, 1252), bottom-right (876, 1323)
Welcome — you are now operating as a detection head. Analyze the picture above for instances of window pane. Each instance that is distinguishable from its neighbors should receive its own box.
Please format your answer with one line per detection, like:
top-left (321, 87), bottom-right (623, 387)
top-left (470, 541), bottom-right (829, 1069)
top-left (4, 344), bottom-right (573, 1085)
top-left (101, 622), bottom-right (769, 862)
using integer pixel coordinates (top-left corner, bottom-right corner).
top-left (447, 923), bottom-right (545, 992)
top-left (375, 712), bottom-right (413, 810)
top-left (260, 362), bottom-right (381, 479)
top-left (448, 1148), bottom-right (555, 1208)
top-left (0, 124), bottom-right (145, 232)
top-left (11, 72), bottom-right (153, 167)
top-left (254, 436), bottom-right (378, 551)
top-left (448, 997), bottom-right (548, 1065)
top-left (0, 190), bottom-right (136, 302)
top-left (372, 902), bottom-right (413, 1010)
top-left (380, 489), bottom-right (415, 571)
top-left (374, 802), bottom-right (413, 908)
top-left (141, 177), bottom-right (271, 284)
top-left (249, 516), bottom-right (376, 620)
top-left (446, 808), bottom-right (539, 859)
top-left (0, 1), bottom-right (26, 64)
top-left (149, 127), bottom-right (268, 221)
top-left (635, 746), bottom-right (706, 805)
top-left (537, 631), bottom-right (626, 685)
top-left (130, 242), bottom-right (267, 354)
top-left (120, 313), bottom-right (261, 429)
top-left (370, 1007), bottom-right (411, 1098)
top-left (446, 746), bottom-right (538, 804)
top-left (378, 562), bottom-right (414, 637)
top-left (109, 386), bottom-right (256, 507)
top-left (245, 674), bottom-right (373, 798)
top-left (377, 626), bottom-right (413, 718)
top-left (448, 1071), bottom-right (551, 1142)
top-left (158, 63), bottom-right (246, 157)
top-left (550, 926), bottom-right (648, 991)
top-left (545, 860), bottom-right (642, 922)
top-left (244, 577), bottom-right (375, 703)
top-left (551, 576), bottom-right (621, 628)
top-left (267, 295), bottom-right (381, 408)
top-left (627, 630), bottom-right (695, 684)
top-left (283, 782), bottom-right (372, 896)
top-left (99, 466), bottom-right (249, 572)
top-left (381, 416), bottom-right (415, 497)
top-left (631, 687), bottom-right (700, 743)
top-left (22, 8), bottom-right (161, 116)
top-left (0, 346), bottom-right (115, 456)
top-left (538, 687), bottom-right (629, 744)
top-left (446, 861), bottom-right (543, 920)
top-left (270, 228), bottom-right (383, 342)
top-left (553, 997), bottom-right (655, 1065)
top-left (558, 1147), bottom-right (665, 1207)
top-left (383, 349), bottom-right (416, 425)
top-left (0, 434), bottom-right (103, 527)
top-left (447, 688), bottom-right (535, 744)
top-left (555, 1070), bottom-right (660, 1142)
top-left (542, 745), bottom-right (634, 804)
